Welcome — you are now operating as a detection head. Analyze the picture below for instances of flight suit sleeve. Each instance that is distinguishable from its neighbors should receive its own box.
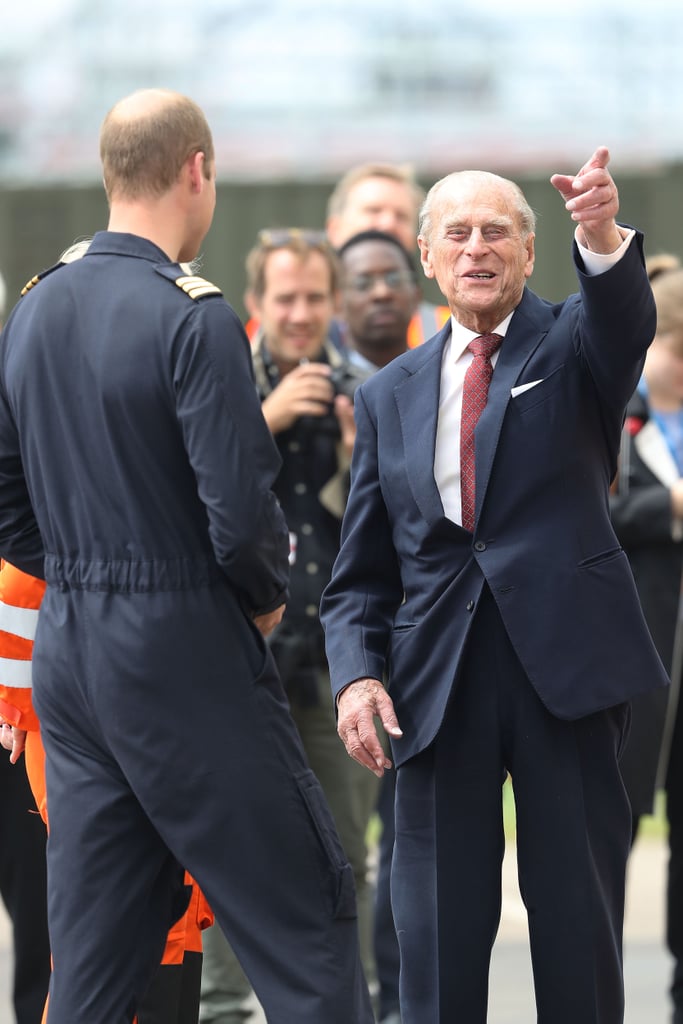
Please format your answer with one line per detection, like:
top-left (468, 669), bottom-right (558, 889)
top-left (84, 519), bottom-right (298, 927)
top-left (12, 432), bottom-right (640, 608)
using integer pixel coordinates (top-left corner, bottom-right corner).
top-left (174, 301), bottom-right (290, 615)
top-left (0, 382), bottom-right (45, 579)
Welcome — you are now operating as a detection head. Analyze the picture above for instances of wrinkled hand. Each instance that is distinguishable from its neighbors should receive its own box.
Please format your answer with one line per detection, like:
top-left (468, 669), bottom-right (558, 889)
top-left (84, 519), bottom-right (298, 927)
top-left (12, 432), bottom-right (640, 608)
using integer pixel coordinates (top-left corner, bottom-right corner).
top-left (261, 363), bottom-right (334, 434)
top-left (334, 394), bottom-right (356, 458)
top-left (0, 722), bottom-right (26, 764)
top-left (337, 678), bottom-right (403, 777)
top-left (550, 146), bottom-right (623, 254)
top-left (254, 603), bottom-right (286, 637)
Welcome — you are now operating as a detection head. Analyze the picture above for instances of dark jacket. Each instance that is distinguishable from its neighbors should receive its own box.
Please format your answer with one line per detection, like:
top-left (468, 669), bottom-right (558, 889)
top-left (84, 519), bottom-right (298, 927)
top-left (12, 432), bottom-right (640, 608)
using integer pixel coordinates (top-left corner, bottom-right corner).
top-left (0, 232), bottom-right (289, 610)
top-left (251, 332), bottom-right (367, 698)
top-left (610, 388), bottom-right (682, 813)
top-left (321, 232), bottom-right (670, 767)
top-left (0, 232), bottom-right (291, 753)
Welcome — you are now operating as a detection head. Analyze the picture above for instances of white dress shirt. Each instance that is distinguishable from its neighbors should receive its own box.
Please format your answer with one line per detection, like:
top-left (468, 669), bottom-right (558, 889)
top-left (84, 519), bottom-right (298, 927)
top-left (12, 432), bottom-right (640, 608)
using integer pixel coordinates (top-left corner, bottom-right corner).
top-left (434, 229), bottom-right (636, 524)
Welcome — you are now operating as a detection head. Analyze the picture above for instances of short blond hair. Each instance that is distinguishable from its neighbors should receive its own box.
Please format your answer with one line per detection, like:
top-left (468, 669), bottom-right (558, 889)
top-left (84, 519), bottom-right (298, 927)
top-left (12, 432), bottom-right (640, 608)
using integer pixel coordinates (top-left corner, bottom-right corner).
top-left (326, 162), bottom-right (425, 221)
top-left (100, 89), bottom-right (214, 202)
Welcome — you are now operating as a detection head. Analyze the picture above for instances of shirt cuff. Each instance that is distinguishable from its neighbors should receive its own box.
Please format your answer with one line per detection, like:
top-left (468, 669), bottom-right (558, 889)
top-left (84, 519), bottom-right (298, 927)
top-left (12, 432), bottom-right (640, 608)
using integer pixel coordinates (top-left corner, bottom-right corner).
top-left (575, 226), bottom-right (635, 276)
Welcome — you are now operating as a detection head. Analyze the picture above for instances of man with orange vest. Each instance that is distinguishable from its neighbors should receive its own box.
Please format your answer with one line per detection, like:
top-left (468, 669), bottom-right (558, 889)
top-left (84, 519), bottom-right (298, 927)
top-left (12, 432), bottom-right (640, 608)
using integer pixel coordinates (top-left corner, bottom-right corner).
top-left (0, 560), bottom-right (213, 1024)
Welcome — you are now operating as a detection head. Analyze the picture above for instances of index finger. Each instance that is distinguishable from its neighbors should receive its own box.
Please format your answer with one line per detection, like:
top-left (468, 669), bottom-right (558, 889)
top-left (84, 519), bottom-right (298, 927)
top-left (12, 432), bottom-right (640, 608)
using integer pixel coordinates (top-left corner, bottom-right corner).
top-left (575, 146), bottom-right (610, 180)
top-left (550, 147), bottom-right (612, 199)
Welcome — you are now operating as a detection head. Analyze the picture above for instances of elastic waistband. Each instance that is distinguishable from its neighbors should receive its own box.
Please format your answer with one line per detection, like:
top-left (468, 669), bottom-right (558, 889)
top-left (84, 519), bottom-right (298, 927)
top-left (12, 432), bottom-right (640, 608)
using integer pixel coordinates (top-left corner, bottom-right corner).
top-left (44, 554), bottom-right (223, 593)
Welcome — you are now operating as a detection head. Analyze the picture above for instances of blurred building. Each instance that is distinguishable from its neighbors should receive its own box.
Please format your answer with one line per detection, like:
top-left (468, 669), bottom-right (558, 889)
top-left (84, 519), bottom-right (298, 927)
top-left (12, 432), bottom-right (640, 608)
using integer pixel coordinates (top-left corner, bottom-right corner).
top-left (1, 0), bottom-right (683, 184)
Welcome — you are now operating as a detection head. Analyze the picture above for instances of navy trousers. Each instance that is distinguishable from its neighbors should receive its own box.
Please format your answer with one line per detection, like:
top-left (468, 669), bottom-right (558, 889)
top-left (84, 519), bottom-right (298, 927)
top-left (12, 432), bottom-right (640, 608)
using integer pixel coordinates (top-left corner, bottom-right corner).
top-left (392, 587), bottom-right (632, 1024)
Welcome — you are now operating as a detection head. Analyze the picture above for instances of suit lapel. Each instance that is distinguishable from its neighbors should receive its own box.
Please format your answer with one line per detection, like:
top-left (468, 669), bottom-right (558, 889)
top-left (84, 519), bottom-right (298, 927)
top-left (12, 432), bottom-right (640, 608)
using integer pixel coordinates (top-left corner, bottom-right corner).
top-left (394, 324), bottom-right (450, 526)
top-left (473, 292), bottom-right (552, 526)
top-left (392, 294), bottom-right (554, 530)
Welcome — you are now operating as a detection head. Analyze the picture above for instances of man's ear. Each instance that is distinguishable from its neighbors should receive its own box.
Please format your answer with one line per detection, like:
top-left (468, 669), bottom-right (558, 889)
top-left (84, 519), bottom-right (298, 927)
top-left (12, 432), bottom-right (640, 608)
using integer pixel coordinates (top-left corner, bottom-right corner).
top-left (187, 151), bottom-right (206, 194)
top-left (418, 235), bottom-right (435, 280)
top-left (244, 289), bottom-right (260, 319)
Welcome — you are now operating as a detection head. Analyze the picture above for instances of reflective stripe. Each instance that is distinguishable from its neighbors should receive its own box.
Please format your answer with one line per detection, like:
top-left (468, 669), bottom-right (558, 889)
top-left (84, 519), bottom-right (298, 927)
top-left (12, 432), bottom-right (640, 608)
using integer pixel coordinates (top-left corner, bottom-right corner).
top-left (0, 599), bottom-right (40, 641)
top-left (0, 656), bottom-right (33, 689)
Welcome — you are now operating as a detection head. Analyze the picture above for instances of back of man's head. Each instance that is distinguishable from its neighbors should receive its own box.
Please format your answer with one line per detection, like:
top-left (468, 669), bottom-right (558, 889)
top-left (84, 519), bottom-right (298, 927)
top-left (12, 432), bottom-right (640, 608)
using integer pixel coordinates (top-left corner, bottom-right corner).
top-left (100, 89), bottom-right (214, 203)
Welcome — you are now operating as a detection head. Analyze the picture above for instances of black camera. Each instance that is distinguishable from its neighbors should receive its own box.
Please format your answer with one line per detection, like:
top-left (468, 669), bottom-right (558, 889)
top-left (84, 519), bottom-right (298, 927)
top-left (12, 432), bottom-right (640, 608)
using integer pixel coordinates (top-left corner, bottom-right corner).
top-left (329, 362), bottom-right (372, 401)
top-left (301, 361), bottom-right (371, 437)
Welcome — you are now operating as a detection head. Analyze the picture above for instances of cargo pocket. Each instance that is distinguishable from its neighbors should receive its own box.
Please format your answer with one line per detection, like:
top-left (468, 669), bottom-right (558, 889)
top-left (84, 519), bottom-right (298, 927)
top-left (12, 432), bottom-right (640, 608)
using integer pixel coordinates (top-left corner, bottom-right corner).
top-left (294, 769), bottom-right (357, 920)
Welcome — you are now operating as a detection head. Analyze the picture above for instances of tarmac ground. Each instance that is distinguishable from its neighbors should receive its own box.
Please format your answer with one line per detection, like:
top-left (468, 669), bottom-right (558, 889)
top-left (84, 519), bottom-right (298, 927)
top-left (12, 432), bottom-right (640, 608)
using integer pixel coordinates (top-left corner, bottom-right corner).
top-left (0, 834), bottom-right (672, 1023)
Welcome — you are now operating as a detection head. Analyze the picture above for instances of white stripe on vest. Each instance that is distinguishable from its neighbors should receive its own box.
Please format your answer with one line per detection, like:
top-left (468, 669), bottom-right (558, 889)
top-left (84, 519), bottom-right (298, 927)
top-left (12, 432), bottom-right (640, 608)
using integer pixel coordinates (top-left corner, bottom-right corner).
top-left (0, 599), bottom-right (40, 642)
top-left (0, 655), bottom-right (33, 689)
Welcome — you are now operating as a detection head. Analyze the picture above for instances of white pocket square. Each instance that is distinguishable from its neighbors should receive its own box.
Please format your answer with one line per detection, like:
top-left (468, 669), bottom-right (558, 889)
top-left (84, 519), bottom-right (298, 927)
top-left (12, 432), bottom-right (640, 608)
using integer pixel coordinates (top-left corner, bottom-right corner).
top-left (511, 379), bottom-right (544, 398)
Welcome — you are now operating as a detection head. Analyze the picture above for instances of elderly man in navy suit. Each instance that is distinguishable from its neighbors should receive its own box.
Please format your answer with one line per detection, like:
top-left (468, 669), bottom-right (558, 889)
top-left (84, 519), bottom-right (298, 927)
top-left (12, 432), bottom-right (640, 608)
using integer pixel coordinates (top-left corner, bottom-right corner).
top-left (320, 148), bottom-right (670, 1024)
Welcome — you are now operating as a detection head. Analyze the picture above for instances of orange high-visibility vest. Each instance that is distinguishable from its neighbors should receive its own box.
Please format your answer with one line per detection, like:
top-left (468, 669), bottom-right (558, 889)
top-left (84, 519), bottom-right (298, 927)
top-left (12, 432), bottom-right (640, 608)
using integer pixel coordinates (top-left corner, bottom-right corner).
top-left (407, 302), bottom-right (451, 349)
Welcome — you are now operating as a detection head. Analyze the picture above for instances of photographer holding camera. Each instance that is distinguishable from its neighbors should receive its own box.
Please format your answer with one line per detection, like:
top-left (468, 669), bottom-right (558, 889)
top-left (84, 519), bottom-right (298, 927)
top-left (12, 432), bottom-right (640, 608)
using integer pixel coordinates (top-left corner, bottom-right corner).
top-left (199, 228), bottom-right (373, 1023)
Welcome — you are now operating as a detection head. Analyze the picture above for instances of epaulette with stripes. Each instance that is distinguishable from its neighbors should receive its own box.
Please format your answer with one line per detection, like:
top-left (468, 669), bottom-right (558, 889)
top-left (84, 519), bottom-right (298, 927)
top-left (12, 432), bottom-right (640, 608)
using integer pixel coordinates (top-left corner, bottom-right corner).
top-left (154, 265), bottom-right (222, 301)
top-left (20, 262), bottom-right (65, 297)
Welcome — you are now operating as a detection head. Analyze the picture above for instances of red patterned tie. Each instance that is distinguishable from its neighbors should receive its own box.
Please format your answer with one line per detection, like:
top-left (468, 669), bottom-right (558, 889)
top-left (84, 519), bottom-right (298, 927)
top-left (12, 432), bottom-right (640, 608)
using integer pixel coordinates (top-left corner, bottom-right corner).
top-left (460, 333), bottom-right (503, 532)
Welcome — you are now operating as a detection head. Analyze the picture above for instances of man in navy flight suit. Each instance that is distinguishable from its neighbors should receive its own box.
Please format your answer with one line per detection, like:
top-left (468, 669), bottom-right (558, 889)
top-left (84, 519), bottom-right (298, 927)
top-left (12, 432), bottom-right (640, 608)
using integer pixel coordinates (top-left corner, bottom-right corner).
top-left (0, 88), bottom-right (372, 1024)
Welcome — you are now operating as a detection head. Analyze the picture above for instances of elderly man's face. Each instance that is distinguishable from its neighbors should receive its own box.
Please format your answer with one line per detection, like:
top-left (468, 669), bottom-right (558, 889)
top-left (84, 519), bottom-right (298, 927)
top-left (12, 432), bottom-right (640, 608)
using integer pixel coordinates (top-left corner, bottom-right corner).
top-left (418, 179), bottom-right (534, 334)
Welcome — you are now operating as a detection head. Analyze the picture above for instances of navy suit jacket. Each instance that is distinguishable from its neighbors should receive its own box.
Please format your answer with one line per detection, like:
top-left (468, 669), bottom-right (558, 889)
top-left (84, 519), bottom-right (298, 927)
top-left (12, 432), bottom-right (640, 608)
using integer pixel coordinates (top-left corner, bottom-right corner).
top-left (321, 232), bottom-right (670, 767)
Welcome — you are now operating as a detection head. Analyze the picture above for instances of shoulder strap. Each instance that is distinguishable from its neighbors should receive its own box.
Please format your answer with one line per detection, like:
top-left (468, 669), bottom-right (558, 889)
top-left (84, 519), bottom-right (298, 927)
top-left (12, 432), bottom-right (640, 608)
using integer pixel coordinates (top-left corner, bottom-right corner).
top-left (154, 265), bottom-right (222, 301)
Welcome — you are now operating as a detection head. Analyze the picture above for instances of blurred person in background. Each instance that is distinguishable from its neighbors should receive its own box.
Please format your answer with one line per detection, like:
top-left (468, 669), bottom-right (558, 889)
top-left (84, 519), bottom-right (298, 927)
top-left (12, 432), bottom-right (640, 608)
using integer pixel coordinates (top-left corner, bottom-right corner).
top-left (200, 228), bottom-right (373, 1024)
top-left (0, 269), bottom-right (51, 1024)
top-left (610, 255), bottom-right (683, 1024)
top-left (325, 162), bottom-right (449, 347)
top-left (337, 228), bottom-right (421, 371)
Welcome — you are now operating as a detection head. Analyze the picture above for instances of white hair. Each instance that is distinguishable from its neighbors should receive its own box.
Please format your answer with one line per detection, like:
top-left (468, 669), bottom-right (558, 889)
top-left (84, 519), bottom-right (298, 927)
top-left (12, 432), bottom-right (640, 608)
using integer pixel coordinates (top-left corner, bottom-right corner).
top-left (418, 170), bottom-right (536, 244)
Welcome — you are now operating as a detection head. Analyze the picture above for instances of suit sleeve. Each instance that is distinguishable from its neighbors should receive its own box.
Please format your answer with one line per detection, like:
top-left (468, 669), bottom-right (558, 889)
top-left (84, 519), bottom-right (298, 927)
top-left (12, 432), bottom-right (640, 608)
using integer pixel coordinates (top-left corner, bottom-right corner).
top-left (320, 386), bottom-right (403, 701)
top-left (174, 301), bottom-right (289, 615)
top-left (575, 229), bottom-right (657, 418)
top-left (0, 380), bottom-right (45, 579)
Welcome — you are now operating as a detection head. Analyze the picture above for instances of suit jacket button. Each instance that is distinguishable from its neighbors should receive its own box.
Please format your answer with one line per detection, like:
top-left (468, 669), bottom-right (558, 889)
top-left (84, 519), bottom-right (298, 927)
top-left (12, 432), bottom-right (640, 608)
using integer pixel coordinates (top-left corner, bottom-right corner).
top-left (466, 600), bottom-right (475, 612)
top-left (474, 541), bottom-right (486, 552)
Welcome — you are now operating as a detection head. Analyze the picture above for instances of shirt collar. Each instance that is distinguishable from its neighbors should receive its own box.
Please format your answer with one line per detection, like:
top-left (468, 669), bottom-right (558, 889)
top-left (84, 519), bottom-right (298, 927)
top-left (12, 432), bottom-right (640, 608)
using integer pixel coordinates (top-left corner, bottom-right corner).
top-left (449, 311), bottom-right (515, 362)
